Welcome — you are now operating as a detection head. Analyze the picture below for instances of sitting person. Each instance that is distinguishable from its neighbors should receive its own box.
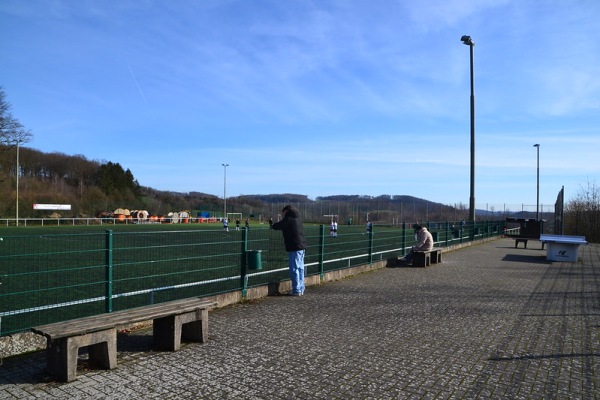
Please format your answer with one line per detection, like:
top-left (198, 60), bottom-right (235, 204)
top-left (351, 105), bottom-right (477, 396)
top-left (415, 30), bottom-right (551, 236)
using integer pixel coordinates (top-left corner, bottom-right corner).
top-left (400, 224), bottom-right (434, 262)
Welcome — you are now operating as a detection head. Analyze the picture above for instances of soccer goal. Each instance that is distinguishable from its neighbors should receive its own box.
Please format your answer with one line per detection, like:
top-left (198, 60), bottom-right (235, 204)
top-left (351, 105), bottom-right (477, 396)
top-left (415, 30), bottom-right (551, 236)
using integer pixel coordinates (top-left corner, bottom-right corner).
top-left (227, 213), bottom-right (243, 223)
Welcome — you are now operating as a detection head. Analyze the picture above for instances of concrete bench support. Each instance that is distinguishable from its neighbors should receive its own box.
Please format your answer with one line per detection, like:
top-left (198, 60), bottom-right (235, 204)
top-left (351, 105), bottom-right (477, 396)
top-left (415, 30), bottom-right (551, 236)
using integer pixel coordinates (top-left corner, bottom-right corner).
top-left (515, 238), bottom-right (528, 248)
top-left (154, 308), bottom-right (208, 351)
top-left (514, 237), bottom-right (545, 249)
top-left (413, 248), bottom-right (442, 268)
top-left (47, 328), bottom-right (117, 383)
top-left (413, 251), bottom-right (431, 267)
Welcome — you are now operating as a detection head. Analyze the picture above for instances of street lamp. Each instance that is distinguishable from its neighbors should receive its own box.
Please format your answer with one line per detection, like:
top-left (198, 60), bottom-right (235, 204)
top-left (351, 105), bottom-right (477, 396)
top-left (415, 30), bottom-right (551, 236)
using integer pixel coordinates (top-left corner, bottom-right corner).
top-left (461, 35), bottom-right (476, 223)
top-left (222, 163), bottom-right (229, 220)
top-left (16, 141), bottom-right (20, 226)
top-left (534, 144), bottom-right (540, 220)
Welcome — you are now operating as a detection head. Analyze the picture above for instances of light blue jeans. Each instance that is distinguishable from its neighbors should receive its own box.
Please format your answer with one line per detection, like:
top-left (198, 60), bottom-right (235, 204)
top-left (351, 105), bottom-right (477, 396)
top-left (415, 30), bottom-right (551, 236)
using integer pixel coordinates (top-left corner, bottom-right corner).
top-left (288, 249), bottom-right (305, 294)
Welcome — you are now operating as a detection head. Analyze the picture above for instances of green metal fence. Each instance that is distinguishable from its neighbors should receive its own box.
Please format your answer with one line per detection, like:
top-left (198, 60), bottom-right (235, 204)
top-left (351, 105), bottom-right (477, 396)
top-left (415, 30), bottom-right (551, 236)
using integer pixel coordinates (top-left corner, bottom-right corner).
top-left (0, 220), bottom-right (503, 335)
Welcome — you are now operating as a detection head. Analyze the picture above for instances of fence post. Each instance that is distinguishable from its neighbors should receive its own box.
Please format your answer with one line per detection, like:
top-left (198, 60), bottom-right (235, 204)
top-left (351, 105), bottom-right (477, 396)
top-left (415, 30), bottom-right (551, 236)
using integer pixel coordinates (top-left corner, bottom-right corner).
top-left (445, 221), bottom-right (450, 247)
top-left (105, 230), bottom-right (113, 313)
top-left (318, 225), bottom-right (325, 279)
top-left (240, 228), bottom-right (248, 297)
top-left (368, 226), bottom-right (374, 265)
top-left (401, 222), bottom-right (406, 255)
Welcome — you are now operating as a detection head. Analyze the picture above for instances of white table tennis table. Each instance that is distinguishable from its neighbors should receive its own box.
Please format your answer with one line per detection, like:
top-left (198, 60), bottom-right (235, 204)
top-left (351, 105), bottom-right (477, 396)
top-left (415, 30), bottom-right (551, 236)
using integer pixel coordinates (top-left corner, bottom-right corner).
top-left (540, 234), bottom-right (587, 262)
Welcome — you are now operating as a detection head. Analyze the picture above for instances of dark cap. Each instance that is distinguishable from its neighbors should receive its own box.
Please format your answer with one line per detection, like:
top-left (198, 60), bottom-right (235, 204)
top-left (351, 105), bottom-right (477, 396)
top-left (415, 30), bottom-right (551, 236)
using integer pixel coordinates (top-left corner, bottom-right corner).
top-left (412, 224), bottom-right (422, 230)
top-left (282, 205), bottom-right (292, 213)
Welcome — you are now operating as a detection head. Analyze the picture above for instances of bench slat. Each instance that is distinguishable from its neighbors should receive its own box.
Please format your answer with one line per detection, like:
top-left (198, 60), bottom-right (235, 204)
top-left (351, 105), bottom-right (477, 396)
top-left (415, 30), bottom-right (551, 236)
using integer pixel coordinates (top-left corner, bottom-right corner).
top-left (32, 298), bottom-right (216, 340)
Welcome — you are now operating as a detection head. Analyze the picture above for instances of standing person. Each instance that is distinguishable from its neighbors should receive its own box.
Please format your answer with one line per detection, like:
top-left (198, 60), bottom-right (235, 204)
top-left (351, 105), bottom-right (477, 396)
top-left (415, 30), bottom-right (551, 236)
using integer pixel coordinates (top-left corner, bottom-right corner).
top-left (452, 224), bottom-right (460, 238)
top-left (400, 224), bottom-right (433, 263)
top-left (245, 218), bottom-right (250, 229)
top-left (268, 218), bottom-right (273, 228)
top-left (271, 205), bottom-right (307, 296)
top-left (235, 218), bottom-right (241, 231)
top-left (222, 218), bottom-right (229, 232)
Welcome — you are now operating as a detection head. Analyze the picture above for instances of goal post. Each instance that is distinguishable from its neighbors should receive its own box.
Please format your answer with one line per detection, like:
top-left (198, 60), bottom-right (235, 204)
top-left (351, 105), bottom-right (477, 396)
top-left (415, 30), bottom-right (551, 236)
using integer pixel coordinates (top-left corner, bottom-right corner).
top-left (227, 213), bottom-right (243, 222)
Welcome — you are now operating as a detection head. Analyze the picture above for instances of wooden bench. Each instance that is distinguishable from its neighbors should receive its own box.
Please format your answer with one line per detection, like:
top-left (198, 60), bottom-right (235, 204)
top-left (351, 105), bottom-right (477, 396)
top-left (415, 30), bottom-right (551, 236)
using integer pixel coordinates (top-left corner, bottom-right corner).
top-left (413, 248), bottom-right (443, 267)
top-left (31, 297), bottom-right (217, 382)
top-left (514, 237), bottom-right (545, 249)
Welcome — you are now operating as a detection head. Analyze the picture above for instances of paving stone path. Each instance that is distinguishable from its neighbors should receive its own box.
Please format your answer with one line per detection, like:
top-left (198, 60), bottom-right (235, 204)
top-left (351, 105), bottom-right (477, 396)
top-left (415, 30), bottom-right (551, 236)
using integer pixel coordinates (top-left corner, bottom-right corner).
top-left (1, 238), bottom-right (599, 399)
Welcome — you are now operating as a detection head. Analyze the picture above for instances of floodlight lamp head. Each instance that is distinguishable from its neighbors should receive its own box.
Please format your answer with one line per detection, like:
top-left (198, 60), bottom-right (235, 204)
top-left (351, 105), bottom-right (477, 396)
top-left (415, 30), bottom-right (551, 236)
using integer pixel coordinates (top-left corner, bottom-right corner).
top-left (533, 144), bottom-right (540, 148)
top-left (461, 35), bottom-right (474, 46)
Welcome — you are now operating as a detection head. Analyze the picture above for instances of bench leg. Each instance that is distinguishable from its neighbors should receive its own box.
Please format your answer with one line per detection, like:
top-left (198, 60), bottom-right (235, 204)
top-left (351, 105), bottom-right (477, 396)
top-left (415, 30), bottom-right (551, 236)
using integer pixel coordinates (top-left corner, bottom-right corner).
top-left (515, 239), bottom-right (528, 249)
top-left (154, 309), bottom-right (208, 351)
top-left (431, 251), bottom-right (442, 264)
top-left (181, 309), bottom-right (208, 344)
top-left (47, 329), bottom-right (117, 382)
top-left (413, 252), bottom-right (430, 268)
top-left (88, 334), bottom-right (117, 370)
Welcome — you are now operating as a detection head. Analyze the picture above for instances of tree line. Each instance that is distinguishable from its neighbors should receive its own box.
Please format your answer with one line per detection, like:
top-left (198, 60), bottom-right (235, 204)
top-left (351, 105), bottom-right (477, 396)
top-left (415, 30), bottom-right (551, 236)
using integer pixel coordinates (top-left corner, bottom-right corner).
top-left (565, 181), bottom-right (600, 243)
top-left (0, 139), bottom-right (469, 223)
top-left (0, 146), bottom-right (145, 217)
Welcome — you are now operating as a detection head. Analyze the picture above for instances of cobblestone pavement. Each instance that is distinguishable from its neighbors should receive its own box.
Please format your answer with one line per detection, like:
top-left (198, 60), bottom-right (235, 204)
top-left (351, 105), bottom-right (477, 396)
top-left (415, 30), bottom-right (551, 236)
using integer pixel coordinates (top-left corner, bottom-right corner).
top-left (1, 238), bottom-right (599, 399)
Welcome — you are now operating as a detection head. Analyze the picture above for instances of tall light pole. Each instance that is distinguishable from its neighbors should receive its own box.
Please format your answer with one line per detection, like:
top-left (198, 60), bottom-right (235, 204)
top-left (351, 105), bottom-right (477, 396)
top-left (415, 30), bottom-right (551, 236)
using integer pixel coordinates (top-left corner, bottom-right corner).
top-left (461, 35), bottom-right (476, 223)
top-left (534, 144), bottom-right (540, 220)
top-left (16, 141), bottom-right (20, 226)
top-left (222, 163), bottom-right (229, 220)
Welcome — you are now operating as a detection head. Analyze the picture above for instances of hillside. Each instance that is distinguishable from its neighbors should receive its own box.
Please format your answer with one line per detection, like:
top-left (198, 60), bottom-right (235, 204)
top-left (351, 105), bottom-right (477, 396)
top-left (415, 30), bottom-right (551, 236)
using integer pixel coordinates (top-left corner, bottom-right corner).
top-left (0, 145), bottom-right (466, 224)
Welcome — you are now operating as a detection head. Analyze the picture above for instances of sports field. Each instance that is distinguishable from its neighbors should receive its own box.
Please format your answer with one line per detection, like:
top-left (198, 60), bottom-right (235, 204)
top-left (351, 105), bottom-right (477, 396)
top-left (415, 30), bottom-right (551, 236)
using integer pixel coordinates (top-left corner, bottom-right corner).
top-left (0, 220), bottom-right (502, 335)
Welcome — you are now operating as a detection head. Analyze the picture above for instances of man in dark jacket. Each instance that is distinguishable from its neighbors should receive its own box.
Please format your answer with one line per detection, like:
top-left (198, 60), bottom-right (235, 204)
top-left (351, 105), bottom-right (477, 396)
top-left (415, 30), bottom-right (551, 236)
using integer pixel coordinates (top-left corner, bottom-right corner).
top-left (271, 205), bottom-right (307, 296)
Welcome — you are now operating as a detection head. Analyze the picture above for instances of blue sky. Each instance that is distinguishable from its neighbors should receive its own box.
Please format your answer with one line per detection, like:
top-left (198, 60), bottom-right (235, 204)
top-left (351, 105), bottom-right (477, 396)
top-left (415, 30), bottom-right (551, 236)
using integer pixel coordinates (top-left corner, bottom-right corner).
top-left (1, 0), bottom-right (599, 212)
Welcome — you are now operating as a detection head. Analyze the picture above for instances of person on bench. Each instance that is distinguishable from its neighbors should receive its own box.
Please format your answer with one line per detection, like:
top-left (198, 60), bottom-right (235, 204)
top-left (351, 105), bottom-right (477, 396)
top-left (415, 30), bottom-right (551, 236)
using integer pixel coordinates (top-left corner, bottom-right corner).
top-left (400, 224), bottom-right (434, 263)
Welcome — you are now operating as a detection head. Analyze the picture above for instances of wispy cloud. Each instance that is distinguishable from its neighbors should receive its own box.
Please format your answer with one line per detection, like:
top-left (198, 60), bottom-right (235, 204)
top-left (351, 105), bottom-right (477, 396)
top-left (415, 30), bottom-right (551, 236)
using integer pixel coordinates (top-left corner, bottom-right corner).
top-left (1, 0), bottom-right (599, 206)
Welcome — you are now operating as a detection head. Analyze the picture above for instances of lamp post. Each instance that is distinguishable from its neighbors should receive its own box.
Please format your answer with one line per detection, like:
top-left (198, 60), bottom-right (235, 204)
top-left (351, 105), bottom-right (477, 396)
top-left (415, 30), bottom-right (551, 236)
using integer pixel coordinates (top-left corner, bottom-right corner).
top-left (16, 141), bottom-right (20, 226)
top-left (461, 35), bottom-right (476, 223)
top-left (222, 163), bottom-right (229, 220)
top-left (534, 144), bottom-right (540, 220)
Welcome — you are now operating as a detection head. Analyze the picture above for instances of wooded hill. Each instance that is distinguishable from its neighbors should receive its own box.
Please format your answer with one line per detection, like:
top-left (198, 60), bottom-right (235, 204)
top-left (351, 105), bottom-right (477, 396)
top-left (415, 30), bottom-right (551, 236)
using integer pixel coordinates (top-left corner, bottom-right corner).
top-left (0, 145), bottom-right (467, 224)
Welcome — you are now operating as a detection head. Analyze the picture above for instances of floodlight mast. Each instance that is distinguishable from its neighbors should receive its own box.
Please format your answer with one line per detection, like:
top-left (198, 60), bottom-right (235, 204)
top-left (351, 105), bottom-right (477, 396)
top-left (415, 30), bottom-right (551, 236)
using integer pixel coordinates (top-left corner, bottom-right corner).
top-left (461, 35), bottom-right (476, 223)
top-left (534, 144), bottom-right (540, 220)
top-left (222, 164), bottom-right (229, 220)
top-left (16, 141), bottom-right (20, 226)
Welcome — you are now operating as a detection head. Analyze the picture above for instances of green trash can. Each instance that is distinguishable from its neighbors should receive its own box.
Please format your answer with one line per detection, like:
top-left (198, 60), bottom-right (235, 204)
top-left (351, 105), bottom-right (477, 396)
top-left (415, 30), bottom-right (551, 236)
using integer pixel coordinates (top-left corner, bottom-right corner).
top-left (247, 250), bottom-right (262, 270)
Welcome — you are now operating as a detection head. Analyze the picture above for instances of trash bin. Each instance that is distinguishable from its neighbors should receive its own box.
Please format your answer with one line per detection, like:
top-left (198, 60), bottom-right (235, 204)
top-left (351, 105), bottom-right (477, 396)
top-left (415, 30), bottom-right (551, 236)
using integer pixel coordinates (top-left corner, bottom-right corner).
top-left (431, 232), bottom-right (439, 242)
top-left (247, 250), bottom-right (262, 270)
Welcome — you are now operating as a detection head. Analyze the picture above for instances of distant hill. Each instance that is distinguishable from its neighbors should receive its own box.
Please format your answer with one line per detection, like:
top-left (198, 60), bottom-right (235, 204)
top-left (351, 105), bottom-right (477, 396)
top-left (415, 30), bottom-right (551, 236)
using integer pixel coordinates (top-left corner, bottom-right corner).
top-left (0, 145), bottom-right (470, 223)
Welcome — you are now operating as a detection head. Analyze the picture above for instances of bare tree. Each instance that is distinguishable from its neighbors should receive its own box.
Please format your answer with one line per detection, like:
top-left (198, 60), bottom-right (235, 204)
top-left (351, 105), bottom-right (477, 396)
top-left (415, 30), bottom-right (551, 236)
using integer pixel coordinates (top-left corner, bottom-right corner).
top-left (0, 87), bottom-right (33, 147)
top-left (565, 180), bottom-right (600, 243)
